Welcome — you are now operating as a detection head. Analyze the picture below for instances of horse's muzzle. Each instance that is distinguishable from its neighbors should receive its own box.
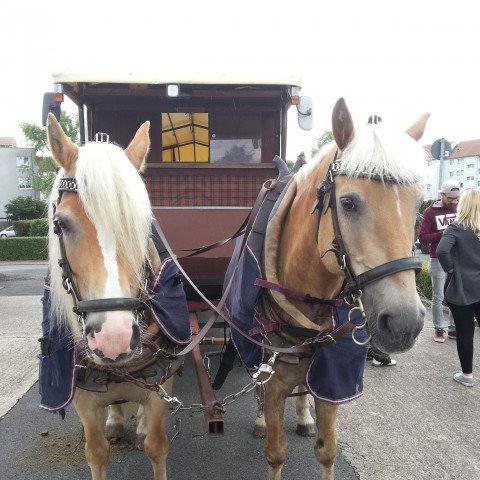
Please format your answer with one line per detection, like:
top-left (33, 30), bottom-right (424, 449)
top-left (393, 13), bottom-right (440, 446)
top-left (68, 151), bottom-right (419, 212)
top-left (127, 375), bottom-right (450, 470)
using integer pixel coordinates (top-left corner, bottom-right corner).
top-left (84, 311), bottom-right (141, 364)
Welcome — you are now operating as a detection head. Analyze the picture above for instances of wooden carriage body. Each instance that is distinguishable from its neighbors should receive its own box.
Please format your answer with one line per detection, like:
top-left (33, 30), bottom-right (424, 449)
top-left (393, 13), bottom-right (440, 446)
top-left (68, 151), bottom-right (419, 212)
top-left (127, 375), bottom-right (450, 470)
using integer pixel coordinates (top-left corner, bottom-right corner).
top-left (44, 71), bottom-right (310, 298)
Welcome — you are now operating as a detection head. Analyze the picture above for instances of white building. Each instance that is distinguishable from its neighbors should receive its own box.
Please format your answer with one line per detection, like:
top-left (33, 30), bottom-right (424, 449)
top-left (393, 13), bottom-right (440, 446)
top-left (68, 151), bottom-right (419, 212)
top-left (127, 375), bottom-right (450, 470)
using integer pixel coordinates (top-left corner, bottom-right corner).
top-left (422, 139), bottom-right (480, 200)
top-left (0, 137), bottom-right (36, 219)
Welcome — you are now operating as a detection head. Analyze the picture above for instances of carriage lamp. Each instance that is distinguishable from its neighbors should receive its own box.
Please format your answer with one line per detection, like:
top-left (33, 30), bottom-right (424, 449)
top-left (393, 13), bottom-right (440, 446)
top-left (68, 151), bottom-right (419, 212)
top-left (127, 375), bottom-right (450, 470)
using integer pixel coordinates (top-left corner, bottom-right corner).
top-left (290, 86), bottom-right (300, 105)
top-left (53, 83), bottom-right (64, 103)
top-left (166, 84), bottom-right (179, 97)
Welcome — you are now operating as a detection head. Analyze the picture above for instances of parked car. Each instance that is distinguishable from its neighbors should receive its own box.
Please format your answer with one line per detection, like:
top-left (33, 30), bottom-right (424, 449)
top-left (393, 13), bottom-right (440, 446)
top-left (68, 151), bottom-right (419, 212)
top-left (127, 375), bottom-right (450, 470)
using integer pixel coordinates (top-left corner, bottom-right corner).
top-left (0, 226), bottom-right (15, 237)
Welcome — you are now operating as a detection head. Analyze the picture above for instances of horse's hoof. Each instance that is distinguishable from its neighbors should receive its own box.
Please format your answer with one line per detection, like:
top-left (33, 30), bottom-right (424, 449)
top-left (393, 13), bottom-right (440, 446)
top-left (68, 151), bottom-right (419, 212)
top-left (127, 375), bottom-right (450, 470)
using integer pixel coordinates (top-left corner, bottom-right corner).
top-left (105, 424), bottom-right (124, 443)
top-left (253, 424), bottom-right (266, 438)
top-left (135, 433), bottom-right (146, 450)
top-left (296, 423), bottom-right (316, 437)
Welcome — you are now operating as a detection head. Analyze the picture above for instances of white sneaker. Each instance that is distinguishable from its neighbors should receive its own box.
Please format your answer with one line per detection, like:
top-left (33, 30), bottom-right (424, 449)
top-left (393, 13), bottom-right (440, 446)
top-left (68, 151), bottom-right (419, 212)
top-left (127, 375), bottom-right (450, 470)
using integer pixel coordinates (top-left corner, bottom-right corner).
top-left (453, 372), bottom-right (474, 387)
top-left (372, 357), bottom-right (397, 367)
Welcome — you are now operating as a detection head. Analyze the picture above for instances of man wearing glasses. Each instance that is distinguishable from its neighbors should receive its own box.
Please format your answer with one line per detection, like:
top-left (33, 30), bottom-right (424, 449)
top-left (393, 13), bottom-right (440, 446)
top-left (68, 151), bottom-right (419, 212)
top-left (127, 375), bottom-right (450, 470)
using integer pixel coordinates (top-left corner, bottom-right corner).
top-left (418, 180), bottom-right (460, 342)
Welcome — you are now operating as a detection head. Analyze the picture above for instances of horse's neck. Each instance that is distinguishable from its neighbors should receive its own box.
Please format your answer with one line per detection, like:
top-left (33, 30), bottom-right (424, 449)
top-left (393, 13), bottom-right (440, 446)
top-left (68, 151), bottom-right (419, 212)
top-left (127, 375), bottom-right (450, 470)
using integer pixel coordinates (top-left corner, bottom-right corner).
top-left (277, 164), bottom-right (342, 301)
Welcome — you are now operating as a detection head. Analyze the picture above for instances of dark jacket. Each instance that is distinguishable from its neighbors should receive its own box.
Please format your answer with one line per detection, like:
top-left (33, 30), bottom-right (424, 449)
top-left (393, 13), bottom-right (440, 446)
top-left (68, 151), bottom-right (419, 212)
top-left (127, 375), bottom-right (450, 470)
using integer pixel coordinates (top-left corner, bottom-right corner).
top-left (437, 222), bottom-right (480, 305)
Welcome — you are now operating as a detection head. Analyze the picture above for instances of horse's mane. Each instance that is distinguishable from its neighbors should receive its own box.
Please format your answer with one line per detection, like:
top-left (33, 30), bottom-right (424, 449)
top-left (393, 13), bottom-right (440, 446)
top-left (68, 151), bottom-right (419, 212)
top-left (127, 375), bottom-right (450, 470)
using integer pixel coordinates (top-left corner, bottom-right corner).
top-left (47, 142), bottom-right (152, 332)
top-left (300, 124), bottom-right (427, 184)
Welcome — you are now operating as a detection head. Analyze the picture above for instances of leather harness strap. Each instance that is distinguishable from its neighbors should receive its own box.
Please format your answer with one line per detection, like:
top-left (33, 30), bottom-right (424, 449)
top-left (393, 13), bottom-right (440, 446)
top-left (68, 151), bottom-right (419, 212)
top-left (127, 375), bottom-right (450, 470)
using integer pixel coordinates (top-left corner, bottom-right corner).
top-left (151, 183), bottom-right (342, 357)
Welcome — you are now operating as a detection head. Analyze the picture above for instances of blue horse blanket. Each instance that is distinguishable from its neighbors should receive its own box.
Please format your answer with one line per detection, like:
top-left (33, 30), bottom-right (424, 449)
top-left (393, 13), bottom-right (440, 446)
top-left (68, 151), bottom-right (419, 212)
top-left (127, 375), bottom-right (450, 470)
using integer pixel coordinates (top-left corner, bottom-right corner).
top-left (224, 236), bottom-right (368, 404)
top-left (38, 258), bottom-right (190, 414)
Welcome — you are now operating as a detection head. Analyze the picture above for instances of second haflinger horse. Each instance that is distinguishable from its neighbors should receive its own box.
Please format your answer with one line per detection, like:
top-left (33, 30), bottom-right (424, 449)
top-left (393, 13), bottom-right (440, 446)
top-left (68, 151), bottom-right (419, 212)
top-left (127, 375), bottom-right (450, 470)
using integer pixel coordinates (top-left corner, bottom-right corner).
top-left (40, 114), bottom-right (191, 480)
top-left (224, 97), bottom-right (428, 479)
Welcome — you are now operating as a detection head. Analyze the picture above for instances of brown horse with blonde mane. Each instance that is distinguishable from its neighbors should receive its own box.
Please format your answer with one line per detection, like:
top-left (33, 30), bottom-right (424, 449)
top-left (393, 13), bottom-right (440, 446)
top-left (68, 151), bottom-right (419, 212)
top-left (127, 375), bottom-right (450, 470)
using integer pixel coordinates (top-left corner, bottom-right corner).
top-left (230, 98), bottom-right (429, 479)
top-left (44, 114), bottom-right (189, 480)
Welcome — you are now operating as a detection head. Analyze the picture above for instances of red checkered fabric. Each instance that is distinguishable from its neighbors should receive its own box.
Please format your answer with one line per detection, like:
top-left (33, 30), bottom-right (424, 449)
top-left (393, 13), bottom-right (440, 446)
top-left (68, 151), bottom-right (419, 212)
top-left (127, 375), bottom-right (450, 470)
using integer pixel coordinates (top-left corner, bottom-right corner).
top-left (146, 172), bottom-right (272, 207)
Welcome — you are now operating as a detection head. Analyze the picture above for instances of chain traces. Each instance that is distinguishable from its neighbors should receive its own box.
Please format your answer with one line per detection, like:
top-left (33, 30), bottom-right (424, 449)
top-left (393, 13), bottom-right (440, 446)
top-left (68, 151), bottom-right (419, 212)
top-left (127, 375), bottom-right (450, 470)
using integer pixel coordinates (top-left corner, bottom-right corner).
top-left (150, 353), bottom-right (279, 442)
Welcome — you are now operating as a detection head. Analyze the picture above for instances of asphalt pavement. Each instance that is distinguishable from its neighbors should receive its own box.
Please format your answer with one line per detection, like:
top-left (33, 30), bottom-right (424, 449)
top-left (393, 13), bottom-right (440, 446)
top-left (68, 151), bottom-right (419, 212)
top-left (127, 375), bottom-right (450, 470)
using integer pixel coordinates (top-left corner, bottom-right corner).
top-left (1, 260), bottom-right (480, 479)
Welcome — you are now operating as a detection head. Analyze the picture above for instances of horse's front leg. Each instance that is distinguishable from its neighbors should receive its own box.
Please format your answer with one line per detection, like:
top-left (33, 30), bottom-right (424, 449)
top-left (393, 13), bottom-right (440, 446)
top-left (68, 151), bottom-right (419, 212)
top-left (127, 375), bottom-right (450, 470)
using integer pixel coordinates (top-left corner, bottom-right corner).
top-left (142, 376), bottom-right (173, 480)
top-left (73, 389), bottom-right (110, 480)
top-left (105, 404), bottom-right (124, 442)
top-left (295, 385), bottom-right (316, 437)
top-left (313, 399), bottom-right (339, 480)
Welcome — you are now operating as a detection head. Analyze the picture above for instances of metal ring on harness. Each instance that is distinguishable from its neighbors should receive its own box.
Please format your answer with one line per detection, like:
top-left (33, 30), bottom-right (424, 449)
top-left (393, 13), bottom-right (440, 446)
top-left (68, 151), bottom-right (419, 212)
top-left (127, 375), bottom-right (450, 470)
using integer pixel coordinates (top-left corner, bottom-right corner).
top-left (348, 298), bottom-right (372, 346)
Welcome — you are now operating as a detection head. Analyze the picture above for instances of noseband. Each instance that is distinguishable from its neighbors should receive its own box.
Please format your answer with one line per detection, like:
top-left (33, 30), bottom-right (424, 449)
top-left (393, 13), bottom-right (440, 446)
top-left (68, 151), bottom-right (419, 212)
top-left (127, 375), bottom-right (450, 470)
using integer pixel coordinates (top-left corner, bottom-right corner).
top-left (52, 177), bottom-right (147, 331)
top-left (311, 152), bottom-right (421, 298)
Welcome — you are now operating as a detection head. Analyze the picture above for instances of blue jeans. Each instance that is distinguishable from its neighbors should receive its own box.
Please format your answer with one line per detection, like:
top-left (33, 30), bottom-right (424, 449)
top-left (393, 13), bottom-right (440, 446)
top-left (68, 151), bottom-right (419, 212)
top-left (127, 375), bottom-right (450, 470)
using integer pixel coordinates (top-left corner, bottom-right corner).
top-left (429, 258), bottom-right (455, 331)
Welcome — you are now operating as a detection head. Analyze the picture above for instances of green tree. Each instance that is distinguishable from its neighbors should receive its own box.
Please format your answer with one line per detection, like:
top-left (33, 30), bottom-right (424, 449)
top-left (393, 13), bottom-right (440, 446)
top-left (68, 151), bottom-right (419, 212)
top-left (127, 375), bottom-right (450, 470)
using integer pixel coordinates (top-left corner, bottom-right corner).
top-left (310, 130), bottom-right (333, 158)
top-left (4, 196), bottom-right (47, 220)
top-left (20, 112), bottom-right (79, 197)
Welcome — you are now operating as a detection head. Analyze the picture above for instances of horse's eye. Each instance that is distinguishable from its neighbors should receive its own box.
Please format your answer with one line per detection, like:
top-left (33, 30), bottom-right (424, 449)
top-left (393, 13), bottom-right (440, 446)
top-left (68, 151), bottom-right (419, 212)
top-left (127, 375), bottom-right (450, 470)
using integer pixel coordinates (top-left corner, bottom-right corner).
top-left (340, 197), bottom-right (356, 212)
top-left (53, 217), bottom-right (69, 234)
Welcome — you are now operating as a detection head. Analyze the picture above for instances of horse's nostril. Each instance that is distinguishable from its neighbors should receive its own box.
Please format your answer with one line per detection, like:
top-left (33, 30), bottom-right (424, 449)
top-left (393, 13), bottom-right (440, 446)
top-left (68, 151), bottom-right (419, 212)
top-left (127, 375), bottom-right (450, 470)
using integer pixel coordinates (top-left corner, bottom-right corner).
top-left (130, 322), bottom-right (141, 350)
top-left (377, 312), bottom-right (393, 336)
top-left (84, 325), bottom-right (93, 338)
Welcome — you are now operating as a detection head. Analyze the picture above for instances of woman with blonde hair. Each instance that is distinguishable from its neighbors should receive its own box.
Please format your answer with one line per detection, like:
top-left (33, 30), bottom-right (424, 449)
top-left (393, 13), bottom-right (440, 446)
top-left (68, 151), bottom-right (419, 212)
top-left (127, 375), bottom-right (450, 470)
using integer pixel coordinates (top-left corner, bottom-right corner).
top-left (437, 189), bottom-right (480, 386)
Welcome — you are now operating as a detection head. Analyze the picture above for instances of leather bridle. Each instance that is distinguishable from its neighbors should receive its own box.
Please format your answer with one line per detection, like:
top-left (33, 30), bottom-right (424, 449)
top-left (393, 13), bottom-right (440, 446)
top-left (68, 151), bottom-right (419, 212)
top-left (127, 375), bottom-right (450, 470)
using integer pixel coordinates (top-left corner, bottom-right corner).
top-left (311, 152), bottom-right (422, 299)
top-left (52, 177), bottom-right (147, 333)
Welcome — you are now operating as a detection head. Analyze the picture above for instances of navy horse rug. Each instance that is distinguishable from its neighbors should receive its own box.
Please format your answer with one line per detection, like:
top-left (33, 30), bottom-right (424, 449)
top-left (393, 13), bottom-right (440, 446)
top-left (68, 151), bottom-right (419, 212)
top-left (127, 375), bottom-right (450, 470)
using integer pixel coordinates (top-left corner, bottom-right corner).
top-left (39, 257), bottom-right (190, 414)
top-left (223, 157), bottom-right (368, 404)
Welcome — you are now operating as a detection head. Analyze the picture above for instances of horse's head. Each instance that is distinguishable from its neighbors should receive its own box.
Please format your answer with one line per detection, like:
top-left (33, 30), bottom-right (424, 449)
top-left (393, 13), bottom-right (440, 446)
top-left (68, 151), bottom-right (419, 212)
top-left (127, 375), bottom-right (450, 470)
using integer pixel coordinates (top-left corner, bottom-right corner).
top-left (47, 114), bottom-right (157, 366)
top-left (283, 99), bottom-right (429, 354)
top-left (314, 98), bottom-right (428, 353)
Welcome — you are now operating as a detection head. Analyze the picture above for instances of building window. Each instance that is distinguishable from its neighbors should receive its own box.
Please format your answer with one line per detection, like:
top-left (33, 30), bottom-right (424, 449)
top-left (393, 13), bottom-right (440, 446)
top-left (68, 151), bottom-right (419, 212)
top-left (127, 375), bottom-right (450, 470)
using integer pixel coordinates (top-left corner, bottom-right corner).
top-left (16, 156), bottom-right (31, 169)
top-left (18, 177), bottom-right (32, 189)
top-left (467, 164), bottom-right (475, 168)
top-left (450, 159), bottom-right (454, 165)
top-left (426, 184), bottom-right (431, 190)
top-left (457, 170), bottom-right (463, 175)
top-left (457, 159), bottom-right (463, 164)
top-left (427, 160), bottom-right (431, 167)
top-left (467, 176), bottom-right (474, 180)
top-left (449, 171), bottom-right (454, 177)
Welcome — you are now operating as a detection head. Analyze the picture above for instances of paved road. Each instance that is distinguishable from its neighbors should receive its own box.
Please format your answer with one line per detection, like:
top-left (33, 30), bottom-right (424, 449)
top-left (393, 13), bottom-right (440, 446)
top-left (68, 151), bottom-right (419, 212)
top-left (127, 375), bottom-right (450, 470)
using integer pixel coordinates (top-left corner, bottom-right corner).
top-left (0, 263), bottom-right (357, 480)
top-left (1, 260), bottom-right (480, 480)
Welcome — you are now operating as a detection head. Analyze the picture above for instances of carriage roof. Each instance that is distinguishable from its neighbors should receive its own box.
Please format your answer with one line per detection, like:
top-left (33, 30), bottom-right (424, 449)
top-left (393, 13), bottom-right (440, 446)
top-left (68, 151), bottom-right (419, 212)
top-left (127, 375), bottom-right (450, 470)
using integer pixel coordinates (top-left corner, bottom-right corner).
top-left (51, 71), bottom-right (303, 89)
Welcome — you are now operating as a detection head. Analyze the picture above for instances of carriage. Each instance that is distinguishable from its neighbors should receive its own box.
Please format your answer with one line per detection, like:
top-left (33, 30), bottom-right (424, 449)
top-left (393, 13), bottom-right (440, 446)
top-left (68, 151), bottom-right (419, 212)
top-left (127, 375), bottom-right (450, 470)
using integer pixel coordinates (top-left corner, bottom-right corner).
top-left (42, 71), bottom-right (313, 299)
top-left (41, 74), bottom-right (429, 480)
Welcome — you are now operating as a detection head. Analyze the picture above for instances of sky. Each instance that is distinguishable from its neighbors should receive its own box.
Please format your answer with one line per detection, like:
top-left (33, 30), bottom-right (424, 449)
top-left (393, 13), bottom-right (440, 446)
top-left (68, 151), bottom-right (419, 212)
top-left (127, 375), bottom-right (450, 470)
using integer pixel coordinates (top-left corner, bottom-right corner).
top-left (2, 0), bottom-right (479, 160)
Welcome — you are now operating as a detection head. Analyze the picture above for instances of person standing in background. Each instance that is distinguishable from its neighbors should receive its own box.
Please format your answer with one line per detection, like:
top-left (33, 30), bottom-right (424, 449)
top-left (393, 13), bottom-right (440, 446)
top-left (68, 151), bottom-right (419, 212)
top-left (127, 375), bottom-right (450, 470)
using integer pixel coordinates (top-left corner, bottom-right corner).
top-left (437, 189), bottom-right (480, 386)
top-left (418, 180), bottom-right (460, 342)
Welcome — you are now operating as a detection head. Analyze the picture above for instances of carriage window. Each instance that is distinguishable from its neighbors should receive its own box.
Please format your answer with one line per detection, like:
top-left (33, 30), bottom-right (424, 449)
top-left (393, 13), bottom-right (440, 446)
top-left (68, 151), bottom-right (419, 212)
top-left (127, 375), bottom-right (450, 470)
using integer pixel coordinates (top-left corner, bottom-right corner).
top-left (210, 113), bottom-right (262, 164)
top-left (161, 113), bottom-right (209, 162)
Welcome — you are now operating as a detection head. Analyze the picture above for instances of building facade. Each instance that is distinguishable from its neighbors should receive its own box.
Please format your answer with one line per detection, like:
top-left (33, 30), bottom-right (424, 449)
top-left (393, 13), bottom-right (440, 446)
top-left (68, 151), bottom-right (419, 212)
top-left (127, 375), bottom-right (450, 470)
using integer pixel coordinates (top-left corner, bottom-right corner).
top-left (0, 137), bottom-right (36, 219)
top-left (422, 139), bottom-right (480, 200)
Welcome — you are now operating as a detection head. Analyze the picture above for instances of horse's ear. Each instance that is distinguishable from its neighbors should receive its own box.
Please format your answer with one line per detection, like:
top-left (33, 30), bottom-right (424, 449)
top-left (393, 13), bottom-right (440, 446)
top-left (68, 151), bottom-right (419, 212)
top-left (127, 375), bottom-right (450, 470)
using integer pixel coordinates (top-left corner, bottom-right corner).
top-left (405, 113), bottom-right (431, 141)
top-left (47, 113), bottom-right (78, 171)
top-left (332, 98), bottom-right (355, 150)
top-left (125, 121), bottom-right (150, 172)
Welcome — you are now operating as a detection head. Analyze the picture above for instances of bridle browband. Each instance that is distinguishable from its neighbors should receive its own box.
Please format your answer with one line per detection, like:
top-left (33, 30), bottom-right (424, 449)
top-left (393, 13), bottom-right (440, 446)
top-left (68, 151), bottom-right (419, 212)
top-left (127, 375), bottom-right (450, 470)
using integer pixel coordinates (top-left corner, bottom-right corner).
top-left (311, 151), bottom-right (422, 299)
top-left (53, 177), bottom-right (147, 328)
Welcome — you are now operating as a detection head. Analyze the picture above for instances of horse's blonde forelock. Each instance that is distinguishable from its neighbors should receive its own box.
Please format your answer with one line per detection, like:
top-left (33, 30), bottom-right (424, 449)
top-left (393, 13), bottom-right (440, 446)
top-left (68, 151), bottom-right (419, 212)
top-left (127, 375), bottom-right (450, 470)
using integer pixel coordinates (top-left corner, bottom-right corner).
top-left (47, 142), bottom-right (152, 334)
top-left (298, 125), bottom-right (427, 184)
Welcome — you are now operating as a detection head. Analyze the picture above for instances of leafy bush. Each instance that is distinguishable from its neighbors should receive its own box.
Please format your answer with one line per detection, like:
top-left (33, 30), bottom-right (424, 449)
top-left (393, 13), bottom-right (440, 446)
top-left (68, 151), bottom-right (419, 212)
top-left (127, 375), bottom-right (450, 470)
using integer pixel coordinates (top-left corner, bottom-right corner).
top-left (4, 196), bottom-right (47, 220)
top-left (0, 237), bottom-right (48, 260)
top-left (12, 219), bottom-right (48, 237)
top-left (27, 218), bottom-right (48, 237)
top-left (416, 261), bottom-right (432, 300)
